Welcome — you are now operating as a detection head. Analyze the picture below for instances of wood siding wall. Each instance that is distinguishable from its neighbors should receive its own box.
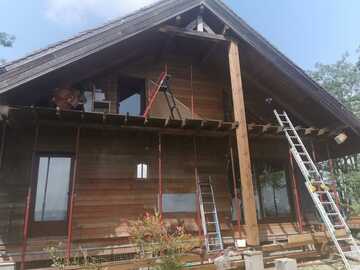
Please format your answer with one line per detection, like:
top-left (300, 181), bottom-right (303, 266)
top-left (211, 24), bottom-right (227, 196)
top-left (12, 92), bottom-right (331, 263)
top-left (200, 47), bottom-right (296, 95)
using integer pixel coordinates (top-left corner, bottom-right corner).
top-left (96, 54), bottom-right (227, 120)
top-left (0, 126), bottom-right (232, 246)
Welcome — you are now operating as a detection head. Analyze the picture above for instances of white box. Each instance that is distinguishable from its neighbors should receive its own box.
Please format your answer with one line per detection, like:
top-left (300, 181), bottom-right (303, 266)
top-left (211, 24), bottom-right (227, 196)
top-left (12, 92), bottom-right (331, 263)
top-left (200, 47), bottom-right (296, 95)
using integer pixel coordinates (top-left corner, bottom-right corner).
top-left (0, 262), bottom-right (15, 270)
top-left (275, 258), bottom-right (297, 270)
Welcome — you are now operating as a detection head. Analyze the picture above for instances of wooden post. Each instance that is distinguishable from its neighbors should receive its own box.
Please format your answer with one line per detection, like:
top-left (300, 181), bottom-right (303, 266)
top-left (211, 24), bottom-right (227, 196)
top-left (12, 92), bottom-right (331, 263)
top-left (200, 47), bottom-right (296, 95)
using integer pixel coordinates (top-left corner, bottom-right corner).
top-left (289, 150), bottom-right (304, 233)
top-left (66, 127), bottom-right (81, 261)
top-left (228, 40), bottom-right (259, 246)
top-left (158, 134), bottom-right (163, 214)
top-left (229, 140), bottom-right (242, 237)
top-left (21, 125), bottom-right (39, 270)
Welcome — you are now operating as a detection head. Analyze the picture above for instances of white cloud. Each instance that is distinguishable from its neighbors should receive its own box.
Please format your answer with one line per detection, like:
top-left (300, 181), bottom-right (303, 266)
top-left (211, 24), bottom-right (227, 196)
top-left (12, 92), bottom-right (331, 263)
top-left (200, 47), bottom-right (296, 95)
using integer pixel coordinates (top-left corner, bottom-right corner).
top-left (45, 0), bottom-right (157, 25)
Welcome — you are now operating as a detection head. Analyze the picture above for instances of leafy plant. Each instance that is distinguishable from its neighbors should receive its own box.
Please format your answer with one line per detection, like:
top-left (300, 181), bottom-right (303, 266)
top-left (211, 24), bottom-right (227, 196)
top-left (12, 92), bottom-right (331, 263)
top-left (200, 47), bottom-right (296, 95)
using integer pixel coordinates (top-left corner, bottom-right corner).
top-left (45, 243), bottom-right (102, 270)
top-left (129, 212), bottom-right (199, 270)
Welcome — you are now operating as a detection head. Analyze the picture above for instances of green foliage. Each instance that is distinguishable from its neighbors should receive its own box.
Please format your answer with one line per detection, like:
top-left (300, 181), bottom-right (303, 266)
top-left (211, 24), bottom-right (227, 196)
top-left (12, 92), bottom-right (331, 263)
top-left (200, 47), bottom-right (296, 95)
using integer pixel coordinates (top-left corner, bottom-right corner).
top-left (309, 51), bottom-right (360, 216)
top-left (0, 32), bottom-right (15, 64)
top-left (308, 52), bottom-right (360, 118)
top-left (155, 256), bottom-right (184, 270)
top-left (129, 212), bottom-right (199, 270)
top-left (45, 243), bottom-right (102, 270)
top-left (0, 32), bottom-right (15, 48)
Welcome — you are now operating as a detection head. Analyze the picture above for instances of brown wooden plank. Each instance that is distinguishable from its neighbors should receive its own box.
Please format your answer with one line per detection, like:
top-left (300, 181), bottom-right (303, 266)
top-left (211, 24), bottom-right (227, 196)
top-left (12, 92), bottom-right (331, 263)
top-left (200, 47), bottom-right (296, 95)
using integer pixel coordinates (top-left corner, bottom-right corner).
top-left (228, 40), bottom-right (259, 246)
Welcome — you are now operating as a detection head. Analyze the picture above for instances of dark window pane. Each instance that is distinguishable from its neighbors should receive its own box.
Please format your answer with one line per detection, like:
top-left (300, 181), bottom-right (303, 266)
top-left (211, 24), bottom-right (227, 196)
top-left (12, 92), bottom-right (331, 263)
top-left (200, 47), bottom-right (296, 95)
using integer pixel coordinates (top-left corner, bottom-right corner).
top-left (34, 157), bottom-right (71, 221)
top-left (162, 193), bottom-right (196, 213)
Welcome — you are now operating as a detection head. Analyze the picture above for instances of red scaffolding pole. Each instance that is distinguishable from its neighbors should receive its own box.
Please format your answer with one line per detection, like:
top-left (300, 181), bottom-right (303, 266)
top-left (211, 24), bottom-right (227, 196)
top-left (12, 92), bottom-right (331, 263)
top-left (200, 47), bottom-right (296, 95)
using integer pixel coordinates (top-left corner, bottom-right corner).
top-left (229, 138), bottom-right (242, 238)
top-left (193, 137), bottom-right (202, 239)
top-left (190, 65), bottom-right (194, 118)
top-left (289, 150), bottom-right (304, 233)
top-left (20, 125), bottom-right (39, 270)
top-left (158, 133), bottom-right (163, 215)
top-left (66, 127), bottom-right (81, 261)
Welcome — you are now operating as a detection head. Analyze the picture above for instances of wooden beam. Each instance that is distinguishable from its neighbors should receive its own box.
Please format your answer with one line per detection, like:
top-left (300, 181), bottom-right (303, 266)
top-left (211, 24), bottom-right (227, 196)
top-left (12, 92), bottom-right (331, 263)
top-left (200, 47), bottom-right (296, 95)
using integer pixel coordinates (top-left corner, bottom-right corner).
top-left (289, 151), bottom-right (304, 233)
top-left (159, 25), bottom-right (228, 42)
top-left (228, 40), bottom-right (259, 246)
top-left (229, 141), bottom-right (242, 237)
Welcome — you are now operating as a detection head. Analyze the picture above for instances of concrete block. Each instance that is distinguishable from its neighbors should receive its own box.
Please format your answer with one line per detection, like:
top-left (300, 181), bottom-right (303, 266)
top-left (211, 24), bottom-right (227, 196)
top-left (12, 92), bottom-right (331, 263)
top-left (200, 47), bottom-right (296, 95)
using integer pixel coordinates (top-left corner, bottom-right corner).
top-left (275, 258), bottom-right (297, 270)
top-left (0, 262), bottom-right (15, 270)
top-left (243, 250), bottom-right (264, 270)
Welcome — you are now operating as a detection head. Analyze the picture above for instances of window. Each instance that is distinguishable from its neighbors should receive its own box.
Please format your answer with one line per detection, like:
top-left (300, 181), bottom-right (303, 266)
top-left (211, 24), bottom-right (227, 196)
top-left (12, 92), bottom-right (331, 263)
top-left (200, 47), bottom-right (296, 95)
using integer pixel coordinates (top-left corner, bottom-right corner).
top-left (258, 169), bottom-right (290, 218)
top-left (34, 155), bottom-right (72, 222)
top-left (118, 76), bottom-right (146, 116)
top-left (162, 193), bottom-right (196, 213)
top-left (137, 163), bottom-right (148, 179)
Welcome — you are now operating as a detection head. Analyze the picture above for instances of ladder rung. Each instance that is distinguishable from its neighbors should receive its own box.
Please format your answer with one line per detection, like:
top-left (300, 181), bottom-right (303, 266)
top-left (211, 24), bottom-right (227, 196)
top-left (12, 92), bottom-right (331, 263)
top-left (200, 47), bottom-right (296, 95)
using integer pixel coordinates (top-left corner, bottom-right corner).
top-left (334, 225), bottom-right (345, 228)
top-left (205, 212), bottom-right (216, 214)
top-left (208, 232), bottom-right (219, 235)
top-left (327, 213), bottom-right (339, 216)
top-left (321, 202), bottom-right (333, 205)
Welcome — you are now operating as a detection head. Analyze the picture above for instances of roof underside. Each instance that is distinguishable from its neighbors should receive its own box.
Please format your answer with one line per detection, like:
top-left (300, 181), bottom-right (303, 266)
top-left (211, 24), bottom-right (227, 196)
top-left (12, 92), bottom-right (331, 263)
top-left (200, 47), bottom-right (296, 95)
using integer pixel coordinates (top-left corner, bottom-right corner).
top-left (0, 0), bottom-right (359, 135)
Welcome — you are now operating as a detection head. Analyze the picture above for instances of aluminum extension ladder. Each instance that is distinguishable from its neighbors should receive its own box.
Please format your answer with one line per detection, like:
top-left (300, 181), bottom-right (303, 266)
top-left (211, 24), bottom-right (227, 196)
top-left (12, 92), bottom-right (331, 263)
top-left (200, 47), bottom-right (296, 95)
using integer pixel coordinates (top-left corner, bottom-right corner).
top-left (274, 110), bottom-right (360, 270)
top-left (198, 176), bottom-right (224, 253)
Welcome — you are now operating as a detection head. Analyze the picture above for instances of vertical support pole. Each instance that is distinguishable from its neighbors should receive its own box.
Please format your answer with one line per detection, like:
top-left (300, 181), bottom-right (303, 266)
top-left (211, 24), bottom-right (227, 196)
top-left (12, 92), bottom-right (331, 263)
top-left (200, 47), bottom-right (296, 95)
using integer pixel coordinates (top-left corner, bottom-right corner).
top-left (66, 127), bottom-right (81, 262)
top-left (21, 125), bottom-right (39, 270)
top-left (310, 140), bottom-right (317, 162)
top-left (229, 138), bottom-right (242, 237)
top-left (0, 121), bottom-right (7, 169)
top-left (190, 65), bottom-right (194, 118)
top-left (158, 133), bottom-right (163, 215)
top-left (289, 150), bottom-right (304, 233)
top-left (228, 40), bottom-right (259, 245)
top-left (327, 144), bottom-right (340, 208)
top-left (193, 136), bottom-right (202, 238)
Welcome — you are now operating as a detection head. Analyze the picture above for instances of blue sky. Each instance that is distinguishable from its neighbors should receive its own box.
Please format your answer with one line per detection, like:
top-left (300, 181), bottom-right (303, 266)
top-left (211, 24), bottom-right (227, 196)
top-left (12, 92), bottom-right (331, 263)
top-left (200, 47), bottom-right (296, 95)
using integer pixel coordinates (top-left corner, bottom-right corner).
top-left (1, 0), bottom-right (360, 70)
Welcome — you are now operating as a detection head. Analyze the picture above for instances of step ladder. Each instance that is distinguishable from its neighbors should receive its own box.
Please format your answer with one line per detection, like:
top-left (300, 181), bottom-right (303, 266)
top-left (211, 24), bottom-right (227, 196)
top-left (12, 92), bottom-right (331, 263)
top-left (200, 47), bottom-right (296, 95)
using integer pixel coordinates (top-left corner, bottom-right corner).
top-left (143, 71), bottom-right (181, 120)
top-left (274, 110), bottom-right (360, 270)
top-left (198, 176), bottom-right (224, 253)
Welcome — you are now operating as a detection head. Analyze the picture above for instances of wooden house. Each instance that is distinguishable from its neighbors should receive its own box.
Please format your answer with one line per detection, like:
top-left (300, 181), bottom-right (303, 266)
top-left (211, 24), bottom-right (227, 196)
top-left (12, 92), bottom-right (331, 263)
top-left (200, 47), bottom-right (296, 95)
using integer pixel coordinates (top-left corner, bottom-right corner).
top-left (0, 0), bottom-right (359, 268)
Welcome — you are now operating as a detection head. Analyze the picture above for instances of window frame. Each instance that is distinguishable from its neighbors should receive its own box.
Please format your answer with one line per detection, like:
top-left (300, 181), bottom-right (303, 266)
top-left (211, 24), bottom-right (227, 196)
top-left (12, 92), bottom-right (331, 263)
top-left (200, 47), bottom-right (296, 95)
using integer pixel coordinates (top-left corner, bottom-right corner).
top-left (253, 160), bottom-right (293, 224)
top-left (30, 152), bottom-right (75, 237)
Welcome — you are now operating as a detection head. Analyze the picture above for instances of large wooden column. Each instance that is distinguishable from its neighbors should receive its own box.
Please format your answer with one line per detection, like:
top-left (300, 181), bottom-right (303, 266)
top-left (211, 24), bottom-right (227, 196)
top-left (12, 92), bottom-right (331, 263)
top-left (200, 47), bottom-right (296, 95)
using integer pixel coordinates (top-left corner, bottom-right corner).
top-left (228, 41), bottom-right (259, 246)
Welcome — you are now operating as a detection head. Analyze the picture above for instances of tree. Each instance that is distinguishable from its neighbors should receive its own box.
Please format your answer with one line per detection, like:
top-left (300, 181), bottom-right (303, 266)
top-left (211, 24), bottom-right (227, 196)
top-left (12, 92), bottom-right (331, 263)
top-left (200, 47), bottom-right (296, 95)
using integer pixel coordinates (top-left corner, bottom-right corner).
top-left (0, 32), bottom-right (15, 64)
top-left (309, 52), bottom-right (360, 216)
top-left (0, 32), bottom-right (15, 48)
top-left (309, 52), bottom-right (360, 118)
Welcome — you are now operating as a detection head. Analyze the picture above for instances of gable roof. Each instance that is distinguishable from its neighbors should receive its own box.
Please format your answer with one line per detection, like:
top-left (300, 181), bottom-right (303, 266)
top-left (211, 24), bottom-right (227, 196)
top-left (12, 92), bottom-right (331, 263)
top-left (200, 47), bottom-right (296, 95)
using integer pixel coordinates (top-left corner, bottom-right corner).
top-left (0, 0), bottom-right (359, 134)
